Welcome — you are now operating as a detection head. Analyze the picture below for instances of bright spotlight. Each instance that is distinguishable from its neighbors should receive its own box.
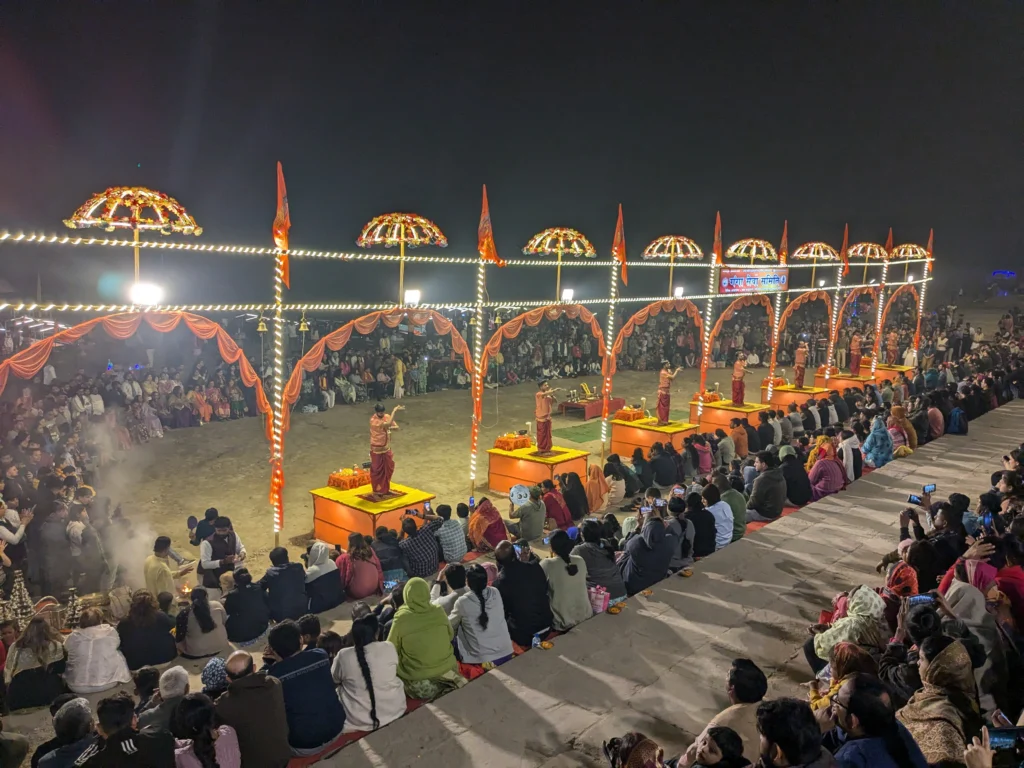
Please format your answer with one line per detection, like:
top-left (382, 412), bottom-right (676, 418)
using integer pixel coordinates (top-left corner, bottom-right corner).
top-left (673, 286), bottom-right (684, 299)
top-left (561, 288), bottom-right (574, 302)
top-left (404, 289), bottom-right (421, 306)
top-left (908, 274), bottom-right (915, 281)
top-left (818, 279), bottom-right (826, 287)
top-left (129, 282), bottom-right (164, 306)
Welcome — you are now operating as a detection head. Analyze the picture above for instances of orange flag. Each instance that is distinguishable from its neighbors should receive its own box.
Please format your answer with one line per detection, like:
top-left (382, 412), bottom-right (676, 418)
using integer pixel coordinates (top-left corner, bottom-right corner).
top-left (712, 211), bottom-right (723, 264)
top-left (926, 228), bottom-right (934, 272)
top-left (477, 184), bottom-right (505, 267)
top-left (884, 227), bottom-right (893, 256)
top-left (839, 223), bottom-right (850, 276)
top-left (611, 204), bottom-right (627, 285)
top-left (272, 162), bottom-right (292, 289)
top-left (778, 220), bottom-right (788, 265)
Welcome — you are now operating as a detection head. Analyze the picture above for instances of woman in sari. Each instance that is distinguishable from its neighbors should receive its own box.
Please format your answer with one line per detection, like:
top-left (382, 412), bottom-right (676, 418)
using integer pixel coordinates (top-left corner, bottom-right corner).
top-left (897, 637), bottom-right (983, 766)
top-left (228, 380), bottom-right (246, 419)
top-left (168, 386), bottom-right (195, 428)
top-left (808, 641), bottom-right (878, 712)
top-left (468, 498), bottom-right (506, 552)
top-left (141, 396), bottom-right (164, 438)
top-left (887, 404), bottom-right (918, 451)
top-left (807, 441), bottom-right (847, 501)
top-left (945, 572), bottom-right (1010, 713)
top-left (335, 533), bottom-right (384, 600)
top-left (106, 407), bottom-right (133, 450)
top-left (804, 435), bottom-right (831, 473)
top-left (186, 386), bottom-right (213, 424)
top-left (141, 373), bottom-right (159, 402)
top-left (861, 416), bottom-right (894, 468)
top-left (805, 584), bottom-right (886, 674)
top-left (877, 561), bottom-right (919, 633)
top-left (585, 464), bottom-right (610, 514)
top-left (205, 383), bottom-right (231, 421)
top-left (386, 578), bottom-right (464, 700)
top-left (126, 402), bottom-right (150, 444)
top-left (157, 372), bottom-right (176, 408)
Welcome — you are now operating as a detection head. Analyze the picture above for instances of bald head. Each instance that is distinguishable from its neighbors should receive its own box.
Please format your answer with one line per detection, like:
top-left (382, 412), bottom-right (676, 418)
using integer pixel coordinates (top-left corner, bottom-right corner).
top-left (494, 540), bottom-right (515, 564)
top-left (226, 650), bottom-right (254, 679)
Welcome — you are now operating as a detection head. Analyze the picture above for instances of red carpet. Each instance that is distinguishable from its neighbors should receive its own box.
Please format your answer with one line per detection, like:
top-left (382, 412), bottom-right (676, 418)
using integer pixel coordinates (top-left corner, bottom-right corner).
top-left (745, 505), bottom-right (802, 534)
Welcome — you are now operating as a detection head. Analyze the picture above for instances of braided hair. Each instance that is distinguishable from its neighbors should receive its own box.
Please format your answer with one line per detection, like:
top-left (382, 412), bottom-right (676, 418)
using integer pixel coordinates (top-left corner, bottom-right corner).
top-left (351, 616), bottom-right (381, 730)
top-left (548, 530), bottom-right (579, 576)
top-left (465, 564), bottom-right (490, 630)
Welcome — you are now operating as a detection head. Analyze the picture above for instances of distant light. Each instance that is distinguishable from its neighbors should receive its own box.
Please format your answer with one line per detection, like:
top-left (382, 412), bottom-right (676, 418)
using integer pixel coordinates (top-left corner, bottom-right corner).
top-left (561, 288), bottom-right (574, 302)
top-left (869, 279), bottom-right (877, 284)
top-left (129, 282), bottom-right (164, 306)
top-left (404, 289), bottom-right (421, 306)
top-left (908, 274), bottom-right (914, 282)
top-left (993, 270), bottom-right (1016, 278)
top-left (818, 279), bottom-right (826, 287)
top-left (673, 286), bottom-right (684, 299)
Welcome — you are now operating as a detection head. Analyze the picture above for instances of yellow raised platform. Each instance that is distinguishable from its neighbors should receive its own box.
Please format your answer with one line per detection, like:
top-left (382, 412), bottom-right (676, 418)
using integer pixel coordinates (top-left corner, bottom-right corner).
top-left (310, 483), bottom-right (434, 543)
top-left (760, 384), bottom-right (832, 409)
top-left (688, 399), bottom-right (771, 433)
top-left (874, 363), bottom-right (914, 378)
top-left (814, 372), bottom-right (876, 391)
top-left (610, 417), bottom-right (699, 458)
top-left (487, 445), bottom-right (589, 495)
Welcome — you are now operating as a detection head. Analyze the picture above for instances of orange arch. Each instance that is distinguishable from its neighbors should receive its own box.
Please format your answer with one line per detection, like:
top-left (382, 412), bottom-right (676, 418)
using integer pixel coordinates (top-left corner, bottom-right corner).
top-left (831, 286), bottom-right (879, 348)
top-left (0, 311), bottom-right (271, 436)
top-left (768, 290), bottom-right (831, 373)
top-left (700, 295), bottom-right (775, 391)
top-left (608, 299), bottom-right (703, 377)
top-left (282, 308), bottom-right (473, 435)
top-left (873, 284), bottom-right (921, 360)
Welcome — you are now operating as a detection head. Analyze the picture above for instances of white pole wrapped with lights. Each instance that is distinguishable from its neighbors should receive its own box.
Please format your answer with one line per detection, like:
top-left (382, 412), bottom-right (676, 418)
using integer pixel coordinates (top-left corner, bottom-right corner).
top-left (914, 272), bottom-right (928, 359)
top-left (824, 262), bottom-right (845, 382)
top-left (765, 291), bottom-right (784, 401)
top-left (600, 263), bottom-right (618, 455)
top-left (871, 259), bottom-right (890, 377)
top-left (698, 260), bottom-right (718, 418)
top-left (270, 255), bottom-right (285, 544)
top-left (469, 260), bottom-right (486, 490)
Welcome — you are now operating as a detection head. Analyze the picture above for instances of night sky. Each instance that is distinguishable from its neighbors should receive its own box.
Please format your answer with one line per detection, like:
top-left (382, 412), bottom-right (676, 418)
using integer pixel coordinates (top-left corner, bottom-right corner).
top-left (1, 2), bottom-right (1020, 308)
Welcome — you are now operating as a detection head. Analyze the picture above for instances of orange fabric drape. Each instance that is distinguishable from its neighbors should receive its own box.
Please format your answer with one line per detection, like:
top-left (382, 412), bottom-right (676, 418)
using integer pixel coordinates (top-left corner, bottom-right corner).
top-left (474, 304), bottom-right (605, 426)
top-left (767, 290), bottom-right (831, 377)
top-left (830, 286), bottom-right (879, 350)
top-left (281, 309), bottom-right (473, 435)
top-left (608, 300), bottom-right (703, 377)
top-left (0, 312), bottom-right (271, 434)
top-left (699, 295), bottom-right (775, 392)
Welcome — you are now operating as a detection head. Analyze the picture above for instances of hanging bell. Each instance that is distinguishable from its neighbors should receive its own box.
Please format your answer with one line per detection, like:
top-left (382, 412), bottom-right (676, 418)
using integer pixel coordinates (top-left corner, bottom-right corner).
top-left (256, 315), bottom-right (268, 334)
top-left (298, 313), bottom-right (310, 333)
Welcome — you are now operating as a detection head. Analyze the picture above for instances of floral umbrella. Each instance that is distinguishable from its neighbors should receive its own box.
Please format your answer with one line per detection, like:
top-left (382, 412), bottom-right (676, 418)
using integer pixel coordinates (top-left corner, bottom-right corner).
top-left (642, 236), bottom-right (703, 295)
top-left (522, 227), bottom-right (595, 301)
top-left (356, 212), bottom-right (447, 304)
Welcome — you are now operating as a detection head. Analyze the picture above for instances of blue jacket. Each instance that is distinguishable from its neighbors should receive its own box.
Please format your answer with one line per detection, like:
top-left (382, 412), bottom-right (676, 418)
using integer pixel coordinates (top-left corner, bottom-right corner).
top-left (267, 648), bottom-right (344, 750)
top-left (828, 724), bottom-right (928, 768)
top-left (257, 562), bottom-right (308, 622)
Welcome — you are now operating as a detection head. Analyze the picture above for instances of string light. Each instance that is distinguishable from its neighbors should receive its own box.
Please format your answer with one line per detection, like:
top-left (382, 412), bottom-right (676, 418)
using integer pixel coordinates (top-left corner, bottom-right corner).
top-left (698, 259), bottom-right (719, 418)
top-left (725, 239), bottom-right (778, 262)
top-left (914, 261), bottom-right (930, 359)
top-left (271, 255), bottom-right (285, 534)
top-left (824, 261), bottom-right (846, 381)
top-left (469, 261), bottom-right (487, 483)
top-left (601, 261), bottom-right (618, 446)
top-left (64, 187), bottom-right (202, 235)
top-left (766, 291), bottom-right (784, 401)
top-left (355, 213), bottom-right (448, 249)
top-left (871, 259), bottom-right (891, 376)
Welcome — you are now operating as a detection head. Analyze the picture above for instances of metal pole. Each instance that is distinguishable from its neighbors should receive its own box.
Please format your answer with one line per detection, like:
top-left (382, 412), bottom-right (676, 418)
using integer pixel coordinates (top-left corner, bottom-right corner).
top-left (668, 253), bottom-right (675, 297)
top-left (399, 238), bottom-right (406, 304)
top-left (555, 250), bottom-right (563, 300)
top-left (133, 228), bottom-right (140, 283)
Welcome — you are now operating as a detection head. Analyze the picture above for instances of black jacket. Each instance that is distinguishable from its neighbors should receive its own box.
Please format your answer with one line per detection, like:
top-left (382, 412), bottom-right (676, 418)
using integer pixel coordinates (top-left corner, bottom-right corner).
top-left (743, 424), bottom-right (761, 453)
top-left (223, 583), bottom-right (271, 643)
top-left (257, 562), bottom-right (307, 622)
top-left (116, 613), bottom-right (177, 671)
top-left (494, 559), bottom-right (554, 646)
top-left (650, 454), bottom-right (677, 487)
top-left (305, 570), bottom-right (345, 614)
top-left (687, 507), bottom-right (718, 558)
top-left (780, 457), bottom-right (813, 506)
top-left (757, 423), bottom-right (775, 449)
top-left (831, 396), bottom-right (850, 423)
top-left (371, 535), bottom-right (404, 573)
top-left (72, 727), bottom-right (175, 767)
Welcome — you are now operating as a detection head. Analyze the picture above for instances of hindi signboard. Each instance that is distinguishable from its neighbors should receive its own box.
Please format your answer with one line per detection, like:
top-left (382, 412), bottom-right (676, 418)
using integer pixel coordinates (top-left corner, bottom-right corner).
top-left (718, 267), bottom-right (789, 295)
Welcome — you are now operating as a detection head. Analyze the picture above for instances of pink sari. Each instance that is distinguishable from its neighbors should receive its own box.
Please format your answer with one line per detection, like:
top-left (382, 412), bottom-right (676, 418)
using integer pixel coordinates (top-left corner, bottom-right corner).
top-left (336, 551), bottom-right (384, 600)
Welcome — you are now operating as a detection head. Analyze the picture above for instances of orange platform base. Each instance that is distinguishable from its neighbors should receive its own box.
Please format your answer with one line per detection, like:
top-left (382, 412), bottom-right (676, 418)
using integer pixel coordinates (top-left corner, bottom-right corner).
top-left (689, 399), bottom-right (771, 434)
top-left (310, 483), bottom-right (434, 544)
top-left (487, 445), bottom-right (589, 495)
top-left (760, 384), bottom-right (832, 409)
top-left (873, 363), bottom-right (914, 379)
top-left (814, 372), bottom-right (876, 391)
top-left (610, 417), bottom-right (699, 458)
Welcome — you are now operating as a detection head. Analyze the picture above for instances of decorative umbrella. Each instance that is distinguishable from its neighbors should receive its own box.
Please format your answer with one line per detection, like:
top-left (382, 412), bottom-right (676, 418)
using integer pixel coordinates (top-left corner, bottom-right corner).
top-left (847, 242), bottom-right (888, 284)
top-left (64, 186), bottom-right (202, 283)
top-left (889, 243), bottom-right (928, 281)
top-left (522, 227), bottom-right (596, 300)
top-left (791, 241), bottom-right (839, 287)
top-left (642, 235), bottom-right (703, 296)
top-left (356, 212), bottom-right (447, 304)
top-left (725, 238), bottom-right (778, 266)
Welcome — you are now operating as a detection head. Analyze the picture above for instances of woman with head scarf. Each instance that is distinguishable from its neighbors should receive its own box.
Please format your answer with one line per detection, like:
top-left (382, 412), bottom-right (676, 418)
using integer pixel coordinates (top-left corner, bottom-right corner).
top-left (617, 515), bottom-right (676, 596)
top-left (386, 577), bottom-right (464, 700)
top-left (876, 561), bottom-right (919, 633)
top-left (837, 429), bottom-right (862, 483)
top-left (560, 473), bottom-right (589, 522)
top-left (200, 656), bottom-right (229, 699)
top-left (585, 464), bottom-right (611, 514)
top-left (944, 571), bottom-right (1009, 713)
top-left (861, 416), bottom-right (894, 468)
top-left (888, 404), bottom-right (918, 451)
top-left (897, 637), bottom-right (983, 766)
top-left (808, 641), bottom-right (878, 712)
top-left (468, 498), bottom-right (506, 552)
top-left (304, 541), bottom-right (344, 613)
top-left (805, 585), bottom-right (886, 674)
top-left (807, 441), bottom-right (847, 501)
top-left (804, 435), bottom-right (831, 473)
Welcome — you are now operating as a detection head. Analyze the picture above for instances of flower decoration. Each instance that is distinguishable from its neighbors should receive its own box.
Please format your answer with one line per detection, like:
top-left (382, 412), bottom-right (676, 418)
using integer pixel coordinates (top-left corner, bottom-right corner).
top-left (64, 187), bottom-right (202, 235)
top-left (725, 239), bottom-right (778, 262)
top-left (816, 364), bottom-right (839, 376)
top-left (888, 244), bottom-right (928, 261)
top-left (642, 235), bottom-right (703, 261)
top-left (761, 376), bottom-right (787, 387)
top-left (847, 242), bottom-right (888, 262)
top-left (356, 213), bottom-right (447, 249)
top-left (691, 390), bottom-right (722, 404)
top-left (522, 228), bottom-right (596, 257)
top-left (790, 242), bottom-right (840, 262)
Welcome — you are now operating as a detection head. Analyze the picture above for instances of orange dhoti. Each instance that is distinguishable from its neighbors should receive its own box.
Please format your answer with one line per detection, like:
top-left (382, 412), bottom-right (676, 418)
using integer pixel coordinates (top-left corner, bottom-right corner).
top-left (850, 353), bottom-right (861, 375)
top-left (794, 364), bottom-right (806, 388)
top-left (731, 379), bottom-right (745, 405)
top-left (370, 450), bottom-right (395, 495)
top-left (886, 346), bottom-right (897, 365)
top-left (536, 419), bottom-right (552, 452)
top-left (656, 391), bottom-right (670, 424)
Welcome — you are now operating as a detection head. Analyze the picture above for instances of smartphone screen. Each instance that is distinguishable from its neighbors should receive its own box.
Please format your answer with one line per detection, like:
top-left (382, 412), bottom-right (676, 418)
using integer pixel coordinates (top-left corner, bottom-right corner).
top-left (671, 487), bottom-right (685, 496)
top-left (469, 496), bottom-right (475, 507)
top-left (907, 494), bottom-right (922, 505)
top-left (424, 501), bottom-right (431, 513)
top-left (907, 594), bottom-right (936, 606)
top-left (513, 544), bottom-right (523, 557)
top-left (986, 727), bottom-right (1024, 751)
top-left (655, 498), bottom-right (666, 507)
top-left (640, 506), bottom-right (652, 515)
top-left (923, 483), bottom-right (936, 494)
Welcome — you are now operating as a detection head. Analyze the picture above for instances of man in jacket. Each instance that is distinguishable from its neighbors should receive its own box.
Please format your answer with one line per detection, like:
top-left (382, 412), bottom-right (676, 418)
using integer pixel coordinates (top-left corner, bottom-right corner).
top-left (257, 547), bottom-right (307, 622)
top-left (75, 692), bottom-right (175, 767)
top-left (755, 698), bottom-right (838, 768)
top-left (746, 452), bottom-right (787, 523)
top-left (714, 429), bottom-right (736, 468)
top-left (779, 446), bottom-right (813, 507)
top-left (493, 541), bottom-right (554, 647)
top-left (215, 651), bottom-right (291, 768)
top-left (137, 667), bottom-right (187, 731)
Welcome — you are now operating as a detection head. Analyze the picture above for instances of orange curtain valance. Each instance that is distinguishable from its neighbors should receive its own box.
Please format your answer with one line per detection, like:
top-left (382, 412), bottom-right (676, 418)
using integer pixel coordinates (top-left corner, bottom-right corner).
top-left (0, 312), bottom-right (271, 436)
top-left (608, 299), bottom-right (703, 377)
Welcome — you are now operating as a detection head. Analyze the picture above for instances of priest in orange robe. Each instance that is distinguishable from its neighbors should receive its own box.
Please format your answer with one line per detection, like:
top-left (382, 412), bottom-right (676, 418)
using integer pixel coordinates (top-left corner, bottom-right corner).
top-left (369, 402), bottom-right (404, 497)
top-left (731, 352), bottom-right (748, 406)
